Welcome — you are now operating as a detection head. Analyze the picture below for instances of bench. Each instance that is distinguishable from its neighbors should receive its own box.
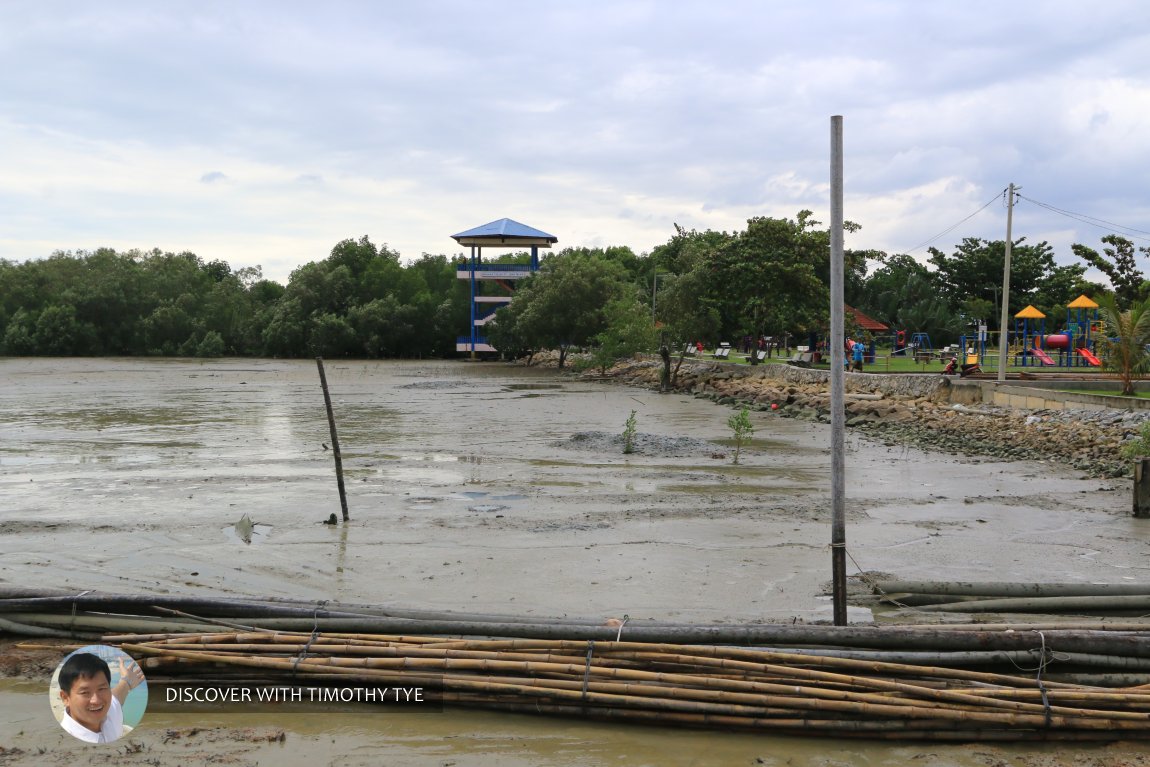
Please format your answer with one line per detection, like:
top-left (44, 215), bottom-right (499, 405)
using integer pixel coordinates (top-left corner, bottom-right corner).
top-left (787, 351), bottom-right (814, 368)
top-left (712, 347), bottom-right (731, 360)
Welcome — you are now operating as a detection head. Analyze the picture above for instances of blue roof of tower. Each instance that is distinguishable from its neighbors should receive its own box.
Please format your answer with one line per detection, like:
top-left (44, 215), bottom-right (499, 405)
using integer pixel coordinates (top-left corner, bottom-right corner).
top-left (451, 218), bottom-right (557, 244)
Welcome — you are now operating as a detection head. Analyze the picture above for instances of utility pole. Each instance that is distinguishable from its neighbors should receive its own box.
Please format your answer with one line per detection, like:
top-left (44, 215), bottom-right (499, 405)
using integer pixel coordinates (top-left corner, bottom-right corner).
top-left (996, 184), bottom-right (1017, 382)
top-left (829, 116), bottom-right (847, 626)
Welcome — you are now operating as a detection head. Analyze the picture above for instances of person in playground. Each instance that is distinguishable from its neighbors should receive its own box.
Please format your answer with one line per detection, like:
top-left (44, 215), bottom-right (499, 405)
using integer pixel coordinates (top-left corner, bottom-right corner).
top-left (851, 340), bottom-right (864, 372)
top-left (57, 652), bottom-right (144, 743)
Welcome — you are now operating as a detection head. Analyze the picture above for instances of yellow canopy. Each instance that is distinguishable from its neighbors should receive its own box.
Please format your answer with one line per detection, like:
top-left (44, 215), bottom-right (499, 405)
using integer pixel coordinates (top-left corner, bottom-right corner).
top-left (1067, 294), bottom-right (1099, 309)
top-left (1014, 305), bottom-right (1046, 319)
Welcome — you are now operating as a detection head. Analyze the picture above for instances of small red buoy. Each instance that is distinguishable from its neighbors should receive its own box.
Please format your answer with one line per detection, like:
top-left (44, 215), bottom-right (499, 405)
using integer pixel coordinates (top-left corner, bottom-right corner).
top-left (771, 403), bottom-right (779, 410)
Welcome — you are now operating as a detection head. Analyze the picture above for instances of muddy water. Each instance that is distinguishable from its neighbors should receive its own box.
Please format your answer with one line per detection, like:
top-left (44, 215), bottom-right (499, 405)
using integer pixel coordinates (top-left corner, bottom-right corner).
top-left (2, 357), bottom-right (1149, 764)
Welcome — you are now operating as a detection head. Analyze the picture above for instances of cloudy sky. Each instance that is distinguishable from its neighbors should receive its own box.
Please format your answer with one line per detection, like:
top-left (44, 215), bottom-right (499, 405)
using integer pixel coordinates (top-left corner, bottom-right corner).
top-left (3, 1), bottom-right (1149, 283)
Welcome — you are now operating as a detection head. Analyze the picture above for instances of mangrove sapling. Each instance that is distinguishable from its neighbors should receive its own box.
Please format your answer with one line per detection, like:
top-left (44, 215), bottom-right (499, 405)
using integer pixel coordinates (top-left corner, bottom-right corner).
top-left (727, 407), bottom-right (753, 465)
top-left (622, 410), bottom-right (638, 454)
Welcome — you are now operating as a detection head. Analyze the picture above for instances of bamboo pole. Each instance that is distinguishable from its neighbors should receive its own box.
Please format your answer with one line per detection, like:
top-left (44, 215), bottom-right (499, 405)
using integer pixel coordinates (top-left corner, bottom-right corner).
top-left (873, 581), bottom-right (1150, 598)
top-left (910, 594), bottom-right (1150, 614)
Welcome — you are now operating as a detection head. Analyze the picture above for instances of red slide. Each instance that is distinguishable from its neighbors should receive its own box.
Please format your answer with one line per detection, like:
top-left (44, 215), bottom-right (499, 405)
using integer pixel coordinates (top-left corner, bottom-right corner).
top-left (1030, 348), bottom-right (1056, 365)
top-left (1077, 347), bottom-right (1102, 366)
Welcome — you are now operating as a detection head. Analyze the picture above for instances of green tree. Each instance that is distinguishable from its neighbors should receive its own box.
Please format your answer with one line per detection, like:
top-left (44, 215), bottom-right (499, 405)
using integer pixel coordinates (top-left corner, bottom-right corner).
top-left (588, 293), bottom-right (657, 374)
top-left (485, 296), bottom-right (537, 363)
top-left (510, 251), bottom-right (631, 368)
top-left (34, 304), bottom-right (94, 356)
top-left (2, 308), bottom-right (37, 354)
top-left (1071, 235), bottom-right (1150, 308)
top-left (857, 255), bottom-right (944, 332)
top-left (1095, 292), bottom-right (1150, 396)
top-left (653, 269), bottom-right (721, 386)
top-left (261, 297), bottom-right (309, 356)
top-left (928, 238), bottom-right (1079, 326)
top-left (308, 313), bottom-right (358, 357)
top-left (143, 304), bottom-right (196, 355)
top-left (707, 212), bottom-right (831, 341)
top-left (649, 225), bottom-right (735, 276)
top-left (195, 330), bottom-right (226, 357)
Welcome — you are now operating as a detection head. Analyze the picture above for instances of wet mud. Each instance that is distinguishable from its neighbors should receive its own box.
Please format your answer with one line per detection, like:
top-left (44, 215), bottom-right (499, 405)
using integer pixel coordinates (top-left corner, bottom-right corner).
top-left (2, 357), bottom-right (1149, 764)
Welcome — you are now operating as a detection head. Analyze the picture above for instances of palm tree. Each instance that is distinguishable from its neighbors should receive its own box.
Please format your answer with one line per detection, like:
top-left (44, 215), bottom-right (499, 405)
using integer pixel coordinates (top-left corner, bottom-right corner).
top-left (1095, 293), bottom-right (1150, 396)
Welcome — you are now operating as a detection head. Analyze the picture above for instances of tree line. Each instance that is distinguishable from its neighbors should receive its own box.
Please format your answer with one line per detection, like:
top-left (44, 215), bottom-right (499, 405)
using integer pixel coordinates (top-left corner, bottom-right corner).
top-left (1, 218), bottom-right (1145, 360)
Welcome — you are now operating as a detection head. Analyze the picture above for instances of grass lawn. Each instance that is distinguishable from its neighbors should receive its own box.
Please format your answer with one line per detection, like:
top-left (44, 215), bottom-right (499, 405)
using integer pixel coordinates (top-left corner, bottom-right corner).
top-left (1058, 389), bottom-right (1150, 399)
top-left (707, 349), bottom-right (1108, 376)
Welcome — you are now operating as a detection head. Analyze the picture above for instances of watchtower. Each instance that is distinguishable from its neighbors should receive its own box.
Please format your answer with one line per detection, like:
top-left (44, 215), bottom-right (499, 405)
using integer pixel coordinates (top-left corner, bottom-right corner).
top-left (452, 218), bottom-right (558, 356)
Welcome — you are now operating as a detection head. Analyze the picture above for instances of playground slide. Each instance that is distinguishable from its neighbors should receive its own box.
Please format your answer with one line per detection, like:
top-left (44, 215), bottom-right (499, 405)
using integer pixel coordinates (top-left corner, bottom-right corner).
top-left (1030, 348), bottom-right (1056, 366)
top-left (1077, 347), bottom-right (1102, 366)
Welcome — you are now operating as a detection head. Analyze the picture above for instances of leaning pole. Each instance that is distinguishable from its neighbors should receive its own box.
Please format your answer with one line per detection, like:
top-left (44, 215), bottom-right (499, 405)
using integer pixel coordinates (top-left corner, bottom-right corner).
top-left (829, 115), bottom-right (847, 626)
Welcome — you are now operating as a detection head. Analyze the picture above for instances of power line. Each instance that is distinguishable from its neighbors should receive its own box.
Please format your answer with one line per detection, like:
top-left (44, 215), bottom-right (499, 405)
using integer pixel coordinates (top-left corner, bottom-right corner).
top-left (901, 189), bottom-right (1007, 254)
top-left (1016, 193), bottom-right (1150, 244)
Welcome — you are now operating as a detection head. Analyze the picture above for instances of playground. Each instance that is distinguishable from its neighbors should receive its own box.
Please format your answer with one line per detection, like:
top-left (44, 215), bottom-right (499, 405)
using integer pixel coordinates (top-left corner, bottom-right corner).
top-left (698, 295), bottom-right (1113, 378)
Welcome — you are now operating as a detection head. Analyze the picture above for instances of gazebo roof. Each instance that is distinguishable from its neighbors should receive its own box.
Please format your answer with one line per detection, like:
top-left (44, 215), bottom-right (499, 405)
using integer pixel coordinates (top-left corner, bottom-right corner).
top-left (1015, 305), bottom-right (1046, 319)
top-left (845, 304), bottom-right (889, 332)
top-left (1067, 294), bottom-right (1099, 309)
top-left (451, 218), bottom-right (558, 247)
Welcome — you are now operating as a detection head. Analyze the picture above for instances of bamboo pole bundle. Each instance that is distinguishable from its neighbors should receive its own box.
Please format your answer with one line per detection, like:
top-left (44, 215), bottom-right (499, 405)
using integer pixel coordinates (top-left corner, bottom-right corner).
top-left (133, 646), bottom-right (1148, 732)
top-left (9, 587), bottom-right (1150, 740)
top-left (104, 631), bottom-right (1150, 741)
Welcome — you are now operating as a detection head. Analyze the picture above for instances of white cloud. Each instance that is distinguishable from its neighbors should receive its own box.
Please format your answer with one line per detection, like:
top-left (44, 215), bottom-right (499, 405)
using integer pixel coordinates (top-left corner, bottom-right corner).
top-left (2, 1), bottom-right (1149, 283)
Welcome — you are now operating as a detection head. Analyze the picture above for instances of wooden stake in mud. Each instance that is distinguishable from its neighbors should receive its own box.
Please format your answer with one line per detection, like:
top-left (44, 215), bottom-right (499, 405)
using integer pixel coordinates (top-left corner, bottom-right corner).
top-left (315, 357), bottom-right (350, 522)
top-left (1134, 458), bottom-right (1150, 518)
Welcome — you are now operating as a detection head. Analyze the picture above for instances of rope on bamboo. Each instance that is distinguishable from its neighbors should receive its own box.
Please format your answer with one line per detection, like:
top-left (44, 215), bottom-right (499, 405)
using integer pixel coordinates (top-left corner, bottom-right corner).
top-left (582, 641), bottom-right (595, 703)
top-left (1036, 631), bottom-right (1052, 728)
top-left (68, 591), bottom-right (91, 634)
top-left (292, 603), bottom-right (325, 678)
top-left (616, 615), bottom-right (629, 642)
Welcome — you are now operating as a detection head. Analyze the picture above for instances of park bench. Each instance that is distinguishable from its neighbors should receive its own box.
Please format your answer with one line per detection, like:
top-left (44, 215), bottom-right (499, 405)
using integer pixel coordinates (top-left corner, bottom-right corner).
top-left (786, 351), bottom-right (814, 368)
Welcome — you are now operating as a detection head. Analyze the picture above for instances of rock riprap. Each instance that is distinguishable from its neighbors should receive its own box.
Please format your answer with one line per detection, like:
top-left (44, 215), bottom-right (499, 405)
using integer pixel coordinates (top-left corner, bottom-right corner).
top-left (588, 357), bottom-right (1146, 479)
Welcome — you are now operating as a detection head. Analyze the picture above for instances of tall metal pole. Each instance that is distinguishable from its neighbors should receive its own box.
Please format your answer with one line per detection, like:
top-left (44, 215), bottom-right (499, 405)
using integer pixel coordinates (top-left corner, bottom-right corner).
top-left (829, 116), bottom-right (847, 626)
top-left (469, 245), bottom-right (477, 360)
top-left (996, 184), bottom-right (1016, 382)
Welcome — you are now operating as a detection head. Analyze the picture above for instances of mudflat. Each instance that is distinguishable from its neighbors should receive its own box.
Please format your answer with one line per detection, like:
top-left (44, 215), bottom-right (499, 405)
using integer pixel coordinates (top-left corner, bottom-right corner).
top-left (2, 357), bottom-right (1148, 766)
